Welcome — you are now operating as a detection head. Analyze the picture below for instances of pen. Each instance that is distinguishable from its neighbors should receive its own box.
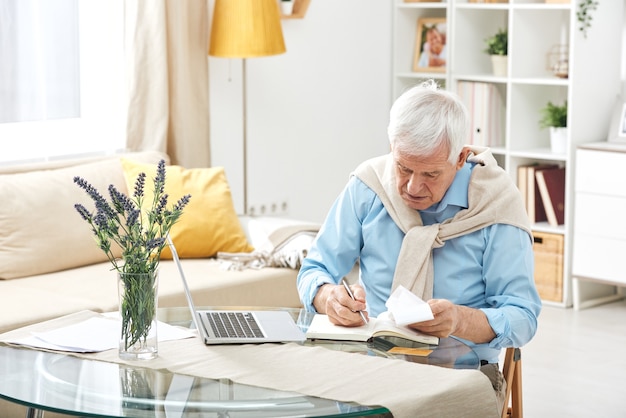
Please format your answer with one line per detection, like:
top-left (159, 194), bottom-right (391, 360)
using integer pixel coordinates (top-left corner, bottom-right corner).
top-left (341, 278), bottom-right (368, 325)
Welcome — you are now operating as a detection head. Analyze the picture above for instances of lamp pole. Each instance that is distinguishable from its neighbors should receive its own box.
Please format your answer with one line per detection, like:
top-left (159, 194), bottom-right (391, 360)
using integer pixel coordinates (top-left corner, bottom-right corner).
top-left (241, 58), bottom-right (248, 214)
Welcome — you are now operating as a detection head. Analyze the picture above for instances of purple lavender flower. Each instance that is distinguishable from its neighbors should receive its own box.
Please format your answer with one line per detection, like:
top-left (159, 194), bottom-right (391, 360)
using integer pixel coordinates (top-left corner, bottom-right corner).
top-left (73, 159), bottom-right (191, 275)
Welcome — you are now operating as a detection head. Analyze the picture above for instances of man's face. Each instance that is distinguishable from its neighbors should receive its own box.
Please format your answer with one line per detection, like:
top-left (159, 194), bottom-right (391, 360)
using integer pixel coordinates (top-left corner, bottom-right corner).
top-left (393, 145), bottom-right (467, 211)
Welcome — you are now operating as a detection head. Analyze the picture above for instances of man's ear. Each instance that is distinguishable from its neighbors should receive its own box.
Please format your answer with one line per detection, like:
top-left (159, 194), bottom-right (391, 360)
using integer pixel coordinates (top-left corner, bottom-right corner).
top-left (456, 147), bottom-right (471, 168)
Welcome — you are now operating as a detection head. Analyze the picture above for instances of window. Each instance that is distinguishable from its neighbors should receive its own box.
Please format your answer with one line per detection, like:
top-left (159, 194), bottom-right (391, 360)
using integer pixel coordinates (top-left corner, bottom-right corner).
top-left (0, 0), bottom-right (125, 165)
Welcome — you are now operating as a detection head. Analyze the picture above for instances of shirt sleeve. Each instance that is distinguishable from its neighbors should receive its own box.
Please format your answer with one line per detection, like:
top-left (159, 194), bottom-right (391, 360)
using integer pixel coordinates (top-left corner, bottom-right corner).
top-left (297, 177), bottom-right (366, 312)
top-left (479, 224), bottom-right (542, 349)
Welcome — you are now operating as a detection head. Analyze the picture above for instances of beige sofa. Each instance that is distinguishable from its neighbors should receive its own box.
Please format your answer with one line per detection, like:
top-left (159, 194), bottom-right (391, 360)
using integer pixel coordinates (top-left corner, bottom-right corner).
top-left (0, 151), bottom-right (310, 335)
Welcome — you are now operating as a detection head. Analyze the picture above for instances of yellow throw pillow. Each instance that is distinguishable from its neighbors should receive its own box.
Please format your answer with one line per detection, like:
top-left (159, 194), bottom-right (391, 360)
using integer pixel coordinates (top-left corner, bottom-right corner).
top-left (120, 159), bottom-right (253, 259)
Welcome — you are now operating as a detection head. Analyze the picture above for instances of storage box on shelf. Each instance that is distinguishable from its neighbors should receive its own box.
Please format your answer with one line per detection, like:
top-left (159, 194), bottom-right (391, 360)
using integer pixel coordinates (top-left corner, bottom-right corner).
top-left (533, 231), bottom-right (564, 303)
top-left (392, 0), bottom-right (624, 306)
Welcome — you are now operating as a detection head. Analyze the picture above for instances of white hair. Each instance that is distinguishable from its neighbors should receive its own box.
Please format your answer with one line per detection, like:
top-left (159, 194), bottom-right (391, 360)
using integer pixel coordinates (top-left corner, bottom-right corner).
top-left (387, 80), bottom-right (470, 164)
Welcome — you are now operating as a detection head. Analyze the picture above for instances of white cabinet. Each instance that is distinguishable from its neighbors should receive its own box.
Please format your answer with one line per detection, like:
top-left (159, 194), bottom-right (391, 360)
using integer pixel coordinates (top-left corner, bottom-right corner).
top-left (572, 143), bottom-right (626, 309)
top-left (392, 0), bottom-right (624, 307)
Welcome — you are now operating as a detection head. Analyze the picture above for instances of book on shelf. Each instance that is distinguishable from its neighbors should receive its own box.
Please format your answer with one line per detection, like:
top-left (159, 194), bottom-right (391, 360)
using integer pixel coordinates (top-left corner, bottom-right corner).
top-left (305, 311), bottom-right (439, 346)
top-left (535, 166), bottom-right (566, 227)
top-left (517, 165), bottom-right (528, 210)
top-left (517, 163), bottom-right (557, 223)
top-left (526, 163), bottom-right (558, 223)
top-left (456, 81), bottom-right (505, 147)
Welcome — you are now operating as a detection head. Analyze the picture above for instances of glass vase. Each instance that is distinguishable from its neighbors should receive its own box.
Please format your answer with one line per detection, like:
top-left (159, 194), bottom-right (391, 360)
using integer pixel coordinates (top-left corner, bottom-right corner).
top-left (117, 270), bottom-right (159, 360)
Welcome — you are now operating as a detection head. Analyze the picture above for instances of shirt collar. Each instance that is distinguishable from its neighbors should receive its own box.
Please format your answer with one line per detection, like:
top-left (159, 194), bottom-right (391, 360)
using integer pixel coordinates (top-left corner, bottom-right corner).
top-left (421, 161), bottom-right (472, 214)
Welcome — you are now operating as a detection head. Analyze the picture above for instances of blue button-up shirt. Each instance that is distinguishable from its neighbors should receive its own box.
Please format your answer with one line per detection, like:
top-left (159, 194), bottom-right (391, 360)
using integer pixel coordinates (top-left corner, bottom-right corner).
top-left (297, 161), bottom-right (542, 363)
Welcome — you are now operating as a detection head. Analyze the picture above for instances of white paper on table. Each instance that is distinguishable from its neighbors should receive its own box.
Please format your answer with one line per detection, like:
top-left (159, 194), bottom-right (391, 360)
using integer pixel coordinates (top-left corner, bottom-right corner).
top-left (11, 315), bottom-right (195, 353)
top-left (385, 285), bottom-right (434, 326)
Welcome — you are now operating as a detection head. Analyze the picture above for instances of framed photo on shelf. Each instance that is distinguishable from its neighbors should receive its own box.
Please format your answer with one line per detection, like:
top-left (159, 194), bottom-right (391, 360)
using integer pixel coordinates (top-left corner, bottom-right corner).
top-left (607, 98), bottom-right (626, 143)
top-left (413, 17), bottom-right (447, 73)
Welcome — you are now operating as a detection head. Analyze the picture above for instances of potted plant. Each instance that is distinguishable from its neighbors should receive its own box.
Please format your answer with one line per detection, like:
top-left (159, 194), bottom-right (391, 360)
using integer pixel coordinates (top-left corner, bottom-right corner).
top-left (484, 28), bottom-right (508, 76)
top-left (539, 100), bottom-right (568, 153)
top-left (280, 0), bottom-right (294, 16)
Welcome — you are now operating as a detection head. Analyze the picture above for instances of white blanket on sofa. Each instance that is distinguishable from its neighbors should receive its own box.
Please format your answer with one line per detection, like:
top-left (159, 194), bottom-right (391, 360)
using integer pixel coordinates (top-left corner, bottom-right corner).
top-left (218, 221), bottom-right (320, 271)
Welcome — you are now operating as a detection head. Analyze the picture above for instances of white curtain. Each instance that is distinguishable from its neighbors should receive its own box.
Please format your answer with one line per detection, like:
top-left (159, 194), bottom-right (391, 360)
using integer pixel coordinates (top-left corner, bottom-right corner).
top-left (124, 0), bottom-right (211, 168)
top-left (0, 0), bottom-right (80, 124)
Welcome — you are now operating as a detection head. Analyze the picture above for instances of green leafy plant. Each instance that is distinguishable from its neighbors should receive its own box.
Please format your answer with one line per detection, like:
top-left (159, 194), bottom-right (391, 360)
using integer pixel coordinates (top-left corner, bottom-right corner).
top-left (539, 101), bottom-right (568, 129)
top-left (73, 159), bottom-right (191, 349)
top-left (577, 0), bottom-right (598, 39)
top-left (484, 28), bottom-right (508, 56)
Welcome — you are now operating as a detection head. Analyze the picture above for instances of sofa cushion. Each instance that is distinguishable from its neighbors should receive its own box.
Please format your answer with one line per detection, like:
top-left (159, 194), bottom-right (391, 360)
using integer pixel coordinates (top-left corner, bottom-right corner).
top-left (0, 151), bottom-right (165, 280)
top-left (0, 263), bottom-right (118, 332)
top-left (120, 159), bottom-right (253, 259)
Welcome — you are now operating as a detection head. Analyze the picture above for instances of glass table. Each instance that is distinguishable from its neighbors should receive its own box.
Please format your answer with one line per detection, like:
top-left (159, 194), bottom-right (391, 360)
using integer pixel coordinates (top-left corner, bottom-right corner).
top-left (0, 307), bottom-right (479, 417)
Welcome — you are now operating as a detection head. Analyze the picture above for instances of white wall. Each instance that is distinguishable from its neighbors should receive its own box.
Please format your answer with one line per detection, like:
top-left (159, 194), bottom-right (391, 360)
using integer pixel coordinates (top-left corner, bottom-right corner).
top-left (209, 0), bottom-right (393, 223)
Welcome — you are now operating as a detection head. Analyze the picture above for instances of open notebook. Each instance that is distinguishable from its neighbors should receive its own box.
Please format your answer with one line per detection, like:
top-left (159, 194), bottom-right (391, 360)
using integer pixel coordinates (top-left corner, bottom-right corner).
top-left (167, 236), bottom-right (306, 345)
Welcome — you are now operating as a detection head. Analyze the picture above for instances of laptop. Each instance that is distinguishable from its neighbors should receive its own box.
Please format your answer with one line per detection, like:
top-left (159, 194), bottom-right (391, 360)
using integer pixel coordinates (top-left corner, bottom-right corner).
top-left (167, 236), bottom-right (306, 345)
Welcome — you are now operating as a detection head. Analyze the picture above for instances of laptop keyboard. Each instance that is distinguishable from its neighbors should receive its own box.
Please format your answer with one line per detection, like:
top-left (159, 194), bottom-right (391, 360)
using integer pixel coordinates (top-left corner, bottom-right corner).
top-left (205, 312), bottom-right (264, 339)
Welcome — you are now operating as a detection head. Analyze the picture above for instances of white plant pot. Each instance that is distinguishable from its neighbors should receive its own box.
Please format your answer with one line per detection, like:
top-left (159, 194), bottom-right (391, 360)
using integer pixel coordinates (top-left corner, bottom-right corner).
top-left (280, 1), bottom-right (294, 15)
top-left (550, 127), bottom-right (568, 154)
top-left (490, 55), bottom-right (508, 77)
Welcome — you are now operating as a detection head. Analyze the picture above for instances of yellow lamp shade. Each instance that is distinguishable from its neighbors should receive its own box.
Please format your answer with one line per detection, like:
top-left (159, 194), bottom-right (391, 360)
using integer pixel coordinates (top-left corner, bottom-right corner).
top-left (209, 0), bottom-right (286, 58)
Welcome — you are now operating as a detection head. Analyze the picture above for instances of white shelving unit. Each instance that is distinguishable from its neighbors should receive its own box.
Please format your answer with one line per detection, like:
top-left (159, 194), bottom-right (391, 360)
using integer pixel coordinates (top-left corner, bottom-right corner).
top-left (392, 0), bottom-right (623, 307)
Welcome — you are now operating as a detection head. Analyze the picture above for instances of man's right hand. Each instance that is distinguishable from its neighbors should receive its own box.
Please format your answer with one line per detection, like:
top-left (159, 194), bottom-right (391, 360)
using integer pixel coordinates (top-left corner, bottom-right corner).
top-left (312, 282), bottom-right (368, 327)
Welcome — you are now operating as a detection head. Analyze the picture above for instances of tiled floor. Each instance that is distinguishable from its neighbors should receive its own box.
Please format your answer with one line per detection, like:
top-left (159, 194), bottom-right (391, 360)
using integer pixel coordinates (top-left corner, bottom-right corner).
top-left (520, 298), bottom-right (626, 417)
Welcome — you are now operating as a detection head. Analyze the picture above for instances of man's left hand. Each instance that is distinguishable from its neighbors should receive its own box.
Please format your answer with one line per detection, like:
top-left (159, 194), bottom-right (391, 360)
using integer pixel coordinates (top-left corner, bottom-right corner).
top-left (408, 299), bottom-right (496, 343)
top-left (408, 299), bottom-right (457, 338)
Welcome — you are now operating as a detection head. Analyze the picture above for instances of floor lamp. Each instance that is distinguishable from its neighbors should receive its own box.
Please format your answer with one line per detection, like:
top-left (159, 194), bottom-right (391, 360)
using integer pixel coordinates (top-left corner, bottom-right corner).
top-left (209, 0), bottom-right (286, 215)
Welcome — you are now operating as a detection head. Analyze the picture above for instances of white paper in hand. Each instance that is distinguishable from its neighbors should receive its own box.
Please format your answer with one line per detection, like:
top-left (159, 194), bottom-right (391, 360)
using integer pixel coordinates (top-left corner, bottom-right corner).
top-left (385, 285), bottom-right (434, 326)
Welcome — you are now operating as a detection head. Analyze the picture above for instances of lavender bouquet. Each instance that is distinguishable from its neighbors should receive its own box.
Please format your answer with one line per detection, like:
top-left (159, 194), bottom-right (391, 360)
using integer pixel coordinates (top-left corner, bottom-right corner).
top-left (73, 159), bottom-right (190, 357)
